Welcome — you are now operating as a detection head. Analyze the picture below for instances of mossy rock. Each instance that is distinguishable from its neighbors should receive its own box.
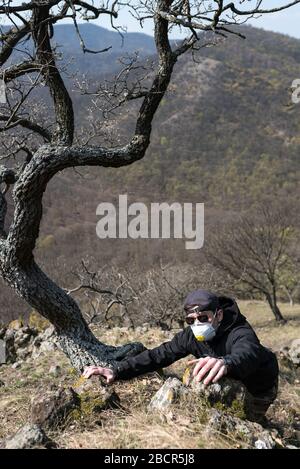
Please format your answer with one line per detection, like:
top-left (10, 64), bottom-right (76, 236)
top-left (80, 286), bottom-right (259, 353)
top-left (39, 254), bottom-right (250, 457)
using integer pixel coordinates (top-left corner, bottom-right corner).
top-left (30, 379), bottom-right (120, 429)
top-left (79, 391), bottom-right (114, 416)
top-left (230, 399), bottom-right (247, 419)
top-left (148, 377), bottom-right (187, 411)
top-left (31, 386), bottom-right (80, 430)
top-left (8, 319), bottom-right (24, 330)
top-left (28, 310), bottom-right (50, 332)
top-left (68, 367), bottom-right (78, 377)
top-left (183, 369), bottom-right (246, 412)
top-left (71, 376), bottom-right (120, 418)
top-left (213, 398), bottom-right (246, 419)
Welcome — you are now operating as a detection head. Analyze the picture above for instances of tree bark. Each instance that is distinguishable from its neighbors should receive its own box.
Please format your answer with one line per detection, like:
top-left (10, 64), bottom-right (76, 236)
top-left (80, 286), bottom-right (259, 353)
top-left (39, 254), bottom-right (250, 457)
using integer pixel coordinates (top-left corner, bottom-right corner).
top-left (0, 259), bottom-right (146, 370)
top-left (266, 292), bottom-right (286, 322)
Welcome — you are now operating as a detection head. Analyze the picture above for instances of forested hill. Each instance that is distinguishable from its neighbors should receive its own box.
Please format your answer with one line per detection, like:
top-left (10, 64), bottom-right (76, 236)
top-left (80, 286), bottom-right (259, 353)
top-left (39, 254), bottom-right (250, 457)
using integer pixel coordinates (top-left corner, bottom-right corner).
top-left (95, 25), bottom-right (300, 207)
top-left (4, 22), bottom-right (300, 206)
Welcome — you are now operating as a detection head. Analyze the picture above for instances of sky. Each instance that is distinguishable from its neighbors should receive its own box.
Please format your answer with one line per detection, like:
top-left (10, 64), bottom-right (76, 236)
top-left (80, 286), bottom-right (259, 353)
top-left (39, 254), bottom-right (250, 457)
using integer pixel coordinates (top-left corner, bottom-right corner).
top-left (1, 1), bottom-right (300, 39)
top-left (98, 1), bottom-right (300, 40)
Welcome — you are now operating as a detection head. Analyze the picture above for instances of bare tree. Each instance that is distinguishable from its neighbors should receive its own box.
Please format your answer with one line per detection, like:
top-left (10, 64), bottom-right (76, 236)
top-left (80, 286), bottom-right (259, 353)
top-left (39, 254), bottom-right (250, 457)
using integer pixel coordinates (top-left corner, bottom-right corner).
top-left (67, 259), bottom-right (232, 330)
top-left (0, 1), bottom-right (299, 370)
top-left (64, 260), bottom-right (138, 328)
top-left (206, 205), bottom-right (297, 322)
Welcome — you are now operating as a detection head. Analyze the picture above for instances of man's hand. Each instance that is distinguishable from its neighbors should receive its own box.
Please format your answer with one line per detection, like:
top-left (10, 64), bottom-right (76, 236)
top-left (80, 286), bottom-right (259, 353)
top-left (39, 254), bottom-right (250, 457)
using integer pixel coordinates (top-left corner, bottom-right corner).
top-left (82, 366), bottom-right (116, 384)
top-left (187, 356), bottom-right (227, 386)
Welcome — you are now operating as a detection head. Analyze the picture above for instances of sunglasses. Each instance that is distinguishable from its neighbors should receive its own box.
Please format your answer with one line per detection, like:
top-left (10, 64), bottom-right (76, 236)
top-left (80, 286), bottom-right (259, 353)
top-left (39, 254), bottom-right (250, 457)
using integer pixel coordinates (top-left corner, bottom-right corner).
top-left (185, 314), bottom-right (210, 325)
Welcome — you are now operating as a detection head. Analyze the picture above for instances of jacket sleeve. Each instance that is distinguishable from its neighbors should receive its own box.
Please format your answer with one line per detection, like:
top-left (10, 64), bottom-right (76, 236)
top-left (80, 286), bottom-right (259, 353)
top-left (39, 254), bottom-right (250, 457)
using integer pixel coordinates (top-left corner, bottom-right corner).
top-left (114, 329), bottom-right (190, 380)
top-left (222, 327), bottom-right (263, 379)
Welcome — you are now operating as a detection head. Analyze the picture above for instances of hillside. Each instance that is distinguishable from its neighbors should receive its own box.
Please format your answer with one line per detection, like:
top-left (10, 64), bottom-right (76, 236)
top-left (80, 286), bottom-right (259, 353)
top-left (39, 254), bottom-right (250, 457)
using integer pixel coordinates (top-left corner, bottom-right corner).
top-left (39, 24), bottom-right (300, 213)
top-left (99, 26), bottom-right (300, 206)
top-left (1, 24), bottom-right (300, 322)
top-left (0, 301), bottom-right (299, 449)
top-left (6, 23), bottom-right (300, 207)
top-left (2, 22), bottom-right (156, 72)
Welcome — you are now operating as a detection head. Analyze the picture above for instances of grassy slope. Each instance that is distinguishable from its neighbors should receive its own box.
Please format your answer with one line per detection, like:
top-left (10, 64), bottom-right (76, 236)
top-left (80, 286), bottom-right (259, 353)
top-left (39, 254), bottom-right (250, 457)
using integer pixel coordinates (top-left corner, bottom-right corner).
top-left (0, 300), bottom-right (299, 448)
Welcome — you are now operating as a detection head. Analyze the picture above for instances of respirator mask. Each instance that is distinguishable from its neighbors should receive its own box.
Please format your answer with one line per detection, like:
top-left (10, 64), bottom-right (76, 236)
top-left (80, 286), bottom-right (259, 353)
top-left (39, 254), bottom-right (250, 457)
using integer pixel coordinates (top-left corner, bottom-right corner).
top-left (185, 306), bottom-right (219, 342)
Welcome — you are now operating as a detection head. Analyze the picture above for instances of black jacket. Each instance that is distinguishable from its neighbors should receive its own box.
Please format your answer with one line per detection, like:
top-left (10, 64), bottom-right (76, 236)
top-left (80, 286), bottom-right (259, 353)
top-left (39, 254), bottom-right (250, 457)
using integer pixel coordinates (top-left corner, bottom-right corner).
top-left (114, 296), bottom-right (279, 396)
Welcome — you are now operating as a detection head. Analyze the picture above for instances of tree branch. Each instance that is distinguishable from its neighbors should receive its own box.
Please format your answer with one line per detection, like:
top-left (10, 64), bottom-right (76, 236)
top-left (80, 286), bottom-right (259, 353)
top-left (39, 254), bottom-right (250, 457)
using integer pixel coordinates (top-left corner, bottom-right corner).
top-left (0, 61), bottom-right (41, 82)
top-left (32, 4), bottom-right (74, 145)
top-left (224, 0), bottom-right (300, 16)
top-left (0, 115), bottom-right (52, 141)
top-left (0, 1), bottom-right (60, 14)
top-left (0, 165), bottom-right (17, 239)
top-left (0, 23), bottom-right (31, 66)
top-left (73, 0), bottom-right (118, 20)
top-left (134, 0), bottom-right (176, 139)
top-left (5, 136), bottom-right (149, 265)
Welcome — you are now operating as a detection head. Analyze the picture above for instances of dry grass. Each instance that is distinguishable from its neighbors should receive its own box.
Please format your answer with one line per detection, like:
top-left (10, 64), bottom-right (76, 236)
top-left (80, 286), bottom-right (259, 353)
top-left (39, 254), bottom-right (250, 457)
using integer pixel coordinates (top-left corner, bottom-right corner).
top-left (57, 409), bottom-right (204, 449)
top-left (0, 300), bottom-right (299, 448)
top-left (237, 300), bottom-right (300, 350)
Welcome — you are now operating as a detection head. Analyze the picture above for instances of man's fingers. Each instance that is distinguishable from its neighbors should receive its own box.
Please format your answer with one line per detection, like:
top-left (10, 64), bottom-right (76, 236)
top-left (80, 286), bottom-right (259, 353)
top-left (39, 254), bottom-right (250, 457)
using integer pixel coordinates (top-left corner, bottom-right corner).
top-left (194, 358), bottom-right (216, 380)
top-left (187, 359), bottom-right (199, 366)
top-left (191, 357), bottom-right (210, 377)
top-left (185, 357), bottom-right (224, 383)
top-left (187, 356), bottom-right (210, 366)
top-left (82, 366), bottom-right (102, 379)
top-left (195, 363), bottom-right (211, 382)
top-left (203, 361), bottom-right (223, 386)
top-left (186, 357), bottom-right (227, 385)
top-left (83, 366), bottom-right (97, 372)
top-left (83, 369), bottom-right (96, 379)
top-left (192, 361), bottom-right (205, 377)
top-left (212, 366), bottom-right (227, 384)
top-left (82, 367), bottom-right (91, 378)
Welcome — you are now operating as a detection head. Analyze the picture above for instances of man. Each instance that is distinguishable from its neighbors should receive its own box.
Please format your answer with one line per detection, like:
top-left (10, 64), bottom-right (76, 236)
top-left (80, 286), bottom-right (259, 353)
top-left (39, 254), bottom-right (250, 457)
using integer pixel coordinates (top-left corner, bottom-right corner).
top-left (83, 289), bottom-right (279, 423)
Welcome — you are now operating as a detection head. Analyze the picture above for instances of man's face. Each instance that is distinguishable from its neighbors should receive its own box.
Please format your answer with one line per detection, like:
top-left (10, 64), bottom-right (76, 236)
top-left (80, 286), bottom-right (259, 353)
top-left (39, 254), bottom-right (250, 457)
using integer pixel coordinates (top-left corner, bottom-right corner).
top-left (185, 305), bottom-right (223, 326)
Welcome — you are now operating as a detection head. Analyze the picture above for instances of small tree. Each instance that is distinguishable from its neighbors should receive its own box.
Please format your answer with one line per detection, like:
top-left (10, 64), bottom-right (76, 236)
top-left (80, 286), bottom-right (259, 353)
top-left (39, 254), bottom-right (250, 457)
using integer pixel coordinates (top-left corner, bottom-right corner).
top-left (206, 205), bottom-right (297, 322)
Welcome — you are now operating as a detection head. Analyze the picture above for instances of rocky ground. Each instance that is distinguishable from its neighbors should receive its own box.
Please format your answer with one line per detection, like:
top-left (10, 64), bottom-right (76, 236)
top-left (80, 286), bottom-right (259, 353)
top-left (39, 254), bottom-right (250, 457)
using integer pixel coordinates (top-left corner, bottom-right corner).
top-left (0, 300), bottom-right (299, 449)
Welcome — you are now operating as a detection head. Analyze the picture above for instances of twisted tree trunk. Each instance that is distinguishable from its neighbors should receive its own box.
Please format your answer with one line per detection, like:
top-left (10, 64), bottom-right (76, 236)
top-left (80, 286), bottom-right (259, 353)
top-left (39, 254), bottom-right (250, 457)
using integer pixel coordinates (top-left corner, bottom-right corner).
top-left (0, 1), bottom-right (182, 370)
top-left (0, 144), bottom-right (153, 371)
top-left (0, 259), bottom-right (145, 370)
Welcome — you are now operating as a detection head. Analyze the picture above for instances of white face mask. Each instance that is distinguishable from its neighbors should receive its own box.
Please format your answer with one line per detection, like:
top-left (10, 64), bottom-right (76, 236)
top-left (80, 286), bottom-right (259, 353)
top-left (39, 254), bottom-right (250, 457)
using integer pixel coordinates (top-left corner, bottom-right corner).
top-left (191, 320), bottom-right (216, 342)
